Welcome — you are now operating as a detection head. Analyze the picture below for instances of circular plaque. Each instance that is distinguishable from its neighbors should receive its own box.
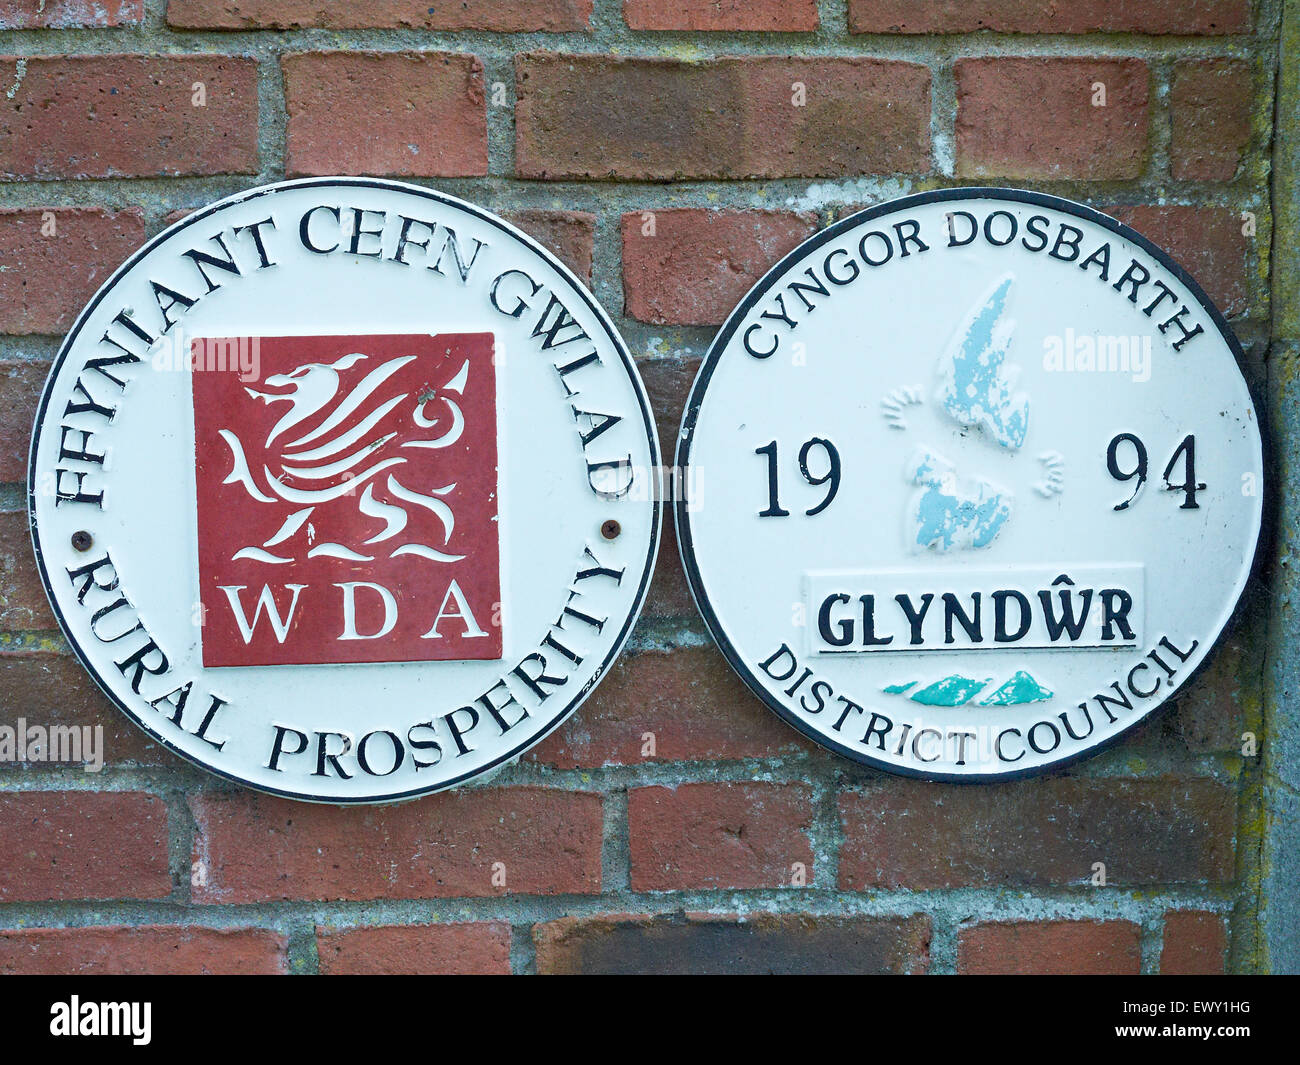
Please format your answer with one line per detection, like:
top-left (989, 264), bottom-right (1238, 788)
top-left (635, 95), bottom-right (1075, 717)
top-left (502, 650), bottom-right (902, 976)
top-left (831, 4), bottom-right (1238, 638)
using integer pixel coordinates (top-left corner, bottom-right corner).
top-left (30, 178), bottom-right (660, 802)
top-left (677, 188), bottom-right (1262, 780)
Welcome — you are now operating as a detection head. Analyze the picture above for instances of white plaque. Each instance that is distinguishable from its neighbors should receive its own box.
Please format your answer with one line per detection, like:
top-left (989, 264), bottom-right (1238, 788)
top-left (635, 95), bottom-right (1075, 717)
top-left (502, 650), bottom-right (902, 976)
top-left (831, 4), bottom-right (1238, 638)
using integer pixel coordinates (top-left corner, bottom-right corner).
top-left (30, 178), bottom-right (660, 802)
top-left (677, 189), bottom-right (1262, 779)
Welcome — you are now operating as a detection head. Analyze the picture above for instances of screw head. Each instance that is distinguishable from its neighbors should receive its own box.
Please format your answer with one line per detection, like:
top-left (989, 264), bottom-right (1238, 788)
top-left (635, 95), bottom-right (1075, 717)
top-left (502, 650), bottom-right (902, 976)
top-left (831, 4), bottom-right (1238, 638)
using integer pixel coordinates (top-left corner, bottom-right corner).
top-left (71, 530), bottom-right (93, 552)
top-left (601, 519), bottom-right (621, 541)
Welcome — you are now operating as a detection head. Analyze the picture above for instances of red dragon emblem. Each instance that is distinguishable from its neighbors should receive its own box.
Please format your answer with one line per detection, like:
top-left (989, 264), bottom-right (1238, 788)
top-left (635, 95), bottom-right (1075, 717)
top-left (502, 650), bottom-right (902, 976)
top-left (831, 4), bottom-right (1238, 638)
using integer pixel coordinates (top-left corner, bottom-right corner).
top-left (192, 333), bottom-right (501, 667)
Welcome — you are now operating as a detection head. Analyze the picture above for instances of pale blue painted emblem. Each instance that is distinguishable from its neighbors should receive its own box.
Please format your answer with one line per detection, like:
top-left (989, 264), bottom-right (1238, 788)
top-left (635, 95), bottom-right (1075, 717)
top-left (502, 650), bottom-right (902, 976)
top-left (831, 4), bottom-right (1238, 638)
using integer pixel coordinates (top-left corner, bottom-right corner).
top-left (907, 448), bottom-right (1012, 551)
top-left (935, 274), bottom-right (1029, 450)
top-left (901, 274), bottom-right (1028, 553)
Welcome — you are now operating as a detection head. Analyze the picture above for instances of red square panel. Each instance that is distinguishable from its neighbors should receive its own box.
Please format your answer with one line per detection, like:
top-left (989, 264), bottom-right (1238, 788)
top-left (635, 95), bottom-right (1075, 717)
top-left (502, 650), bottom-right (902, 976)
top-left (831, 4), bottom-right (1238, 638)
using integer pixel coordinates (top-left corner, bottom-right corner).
top-left (192, 333), bottom-right (501, 667)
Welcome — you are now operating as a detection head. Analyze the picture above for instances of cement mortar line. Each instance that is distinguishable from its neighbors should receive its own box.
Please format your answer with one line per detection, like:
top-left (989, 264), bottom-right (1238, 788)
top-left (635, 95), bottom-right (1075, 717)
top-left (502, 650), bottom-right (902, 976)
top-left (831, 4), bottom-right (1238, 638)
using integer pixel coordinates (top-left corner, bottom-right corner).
top-left (0, 174), bottom-right (1275, 209)
top-left (807, 770), bottom-right (842, 890)
top-left (0, 29), bottom-right (1276, 63)
top-left (600, 783), bottom-right (632, 893)
top-left (0, 743), bottom-right (1249, 792)
top-left (0, 887), bottom-right (1240, 932)
top-left (815, 0), bottom-right (849, 38)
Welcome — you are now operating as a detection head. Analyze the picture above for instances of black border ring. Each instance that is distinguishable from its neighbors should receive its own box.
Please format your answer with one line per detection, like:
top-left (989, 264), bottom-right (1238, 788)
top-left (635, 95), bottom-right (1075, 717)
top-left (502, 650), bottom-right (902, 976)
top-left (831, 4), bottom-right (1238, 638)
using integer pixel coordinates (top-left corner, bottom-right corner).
top-left (674, 186), bottom-right (1265, 783)
top-left (27, 177), bottom-right (663, 804)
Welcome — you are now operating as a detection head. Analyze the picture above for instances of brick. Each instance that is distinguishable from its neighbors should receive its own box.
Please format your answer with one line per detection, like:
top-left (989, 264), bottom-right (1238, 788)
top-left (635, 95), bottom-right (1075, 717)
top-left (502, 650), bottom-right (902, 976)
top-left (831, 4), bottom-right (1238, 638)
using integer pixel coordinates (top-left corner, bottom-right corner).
top-left (0, 1), bottom-right (143, 27)
top-left (0, 211), bottom-right (146, 336)
top-left (625, 0), bottom-right (818, 31)
top-left (1171, 59), bottom-right (1252, 181)
top-left (839, 777), bottom-right (1235, 890)
top-left (622, 209), bottom-right (818, 326)
top-left (0, 925), bottom-right (285, 975)
top-left (632, 355), bottom-right (707, 620)
top-left (638, 354), bottom-right (697, 493)
top-left (959, 920), bottom-right (1141, 975)
top-left (1107, 205), bottom-right (1247, 318)
top-left (628, 782), bottom-right (814, 891)
top-left (0, 792), bottom-right (170, 902)
top-left (0, 649), bottom-right (164, 766)
top-left (317, 922), bottom-right (511, 975)
top-left (502, 210), bottom-right (595, 285)
top-left (532, 645), bottom-right (813, 767)
top-left (955, 58), bottom-right (1149, 180)
top-left (283, 52), bottom-right (486, 178)
top-left (516, 53), bottom-right (931, 181)
top-left (1166, 635), bottom-right (1248, 753)
top-left (167, 0), bottom-right (592, 31)
top-left (0, 360), bottom-right (45, 479)
top-left (0, 509), bottom-right (55, 631)
top-left (535, 912), bottom-right (930, 974)
top-left (849, 0), bottom-right (1251, 35)
top-left (645, 512), bottom-right (695, 618)
top-left (1161, 910), bottom-right (1228, 973)
top-left (0, 55), bottom-right (259, 180)
top-left (191, 788), bottom-right (602, 902)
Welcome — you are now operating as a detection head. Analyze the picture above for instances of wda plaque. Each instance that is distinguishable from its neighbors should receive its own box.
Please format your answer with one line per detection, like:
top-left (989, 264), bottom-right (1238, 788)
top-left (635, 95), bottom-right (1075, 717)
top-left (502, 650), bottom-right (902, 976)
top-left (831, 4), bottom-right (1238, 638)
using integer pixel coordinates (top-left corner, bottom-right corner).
top-left (30, 178), bottom-right (661, 802)
top-left (676, 189), bottom-right (1262, 780)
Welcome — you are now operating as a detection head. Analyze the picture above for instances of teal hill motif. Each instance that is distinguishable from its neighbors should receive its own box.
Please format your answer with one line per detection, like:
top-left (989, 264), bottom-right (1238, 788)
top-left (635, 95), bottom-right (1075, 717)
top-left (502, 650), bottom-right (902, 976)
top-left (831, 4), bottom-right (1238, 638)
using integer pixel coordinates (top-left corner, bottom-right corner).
top-left (883, 670), bottom-right (1054, 707)
top-left (979, 670), bottom-right (1055, 705)
top-left (908, 675), bottom-right (991, 706)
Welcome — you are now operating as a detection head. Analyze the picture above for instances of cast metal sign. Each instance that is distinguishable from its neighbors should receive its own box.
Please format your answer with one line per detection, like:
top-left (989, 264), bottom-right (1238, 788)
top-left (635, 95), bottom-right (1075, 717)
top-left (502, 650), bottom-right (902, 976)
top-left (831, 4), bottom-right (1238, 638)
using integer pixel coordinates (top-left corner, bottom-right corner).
top-left (677, 189), bottom-right (1262, 780)
top-left (29, 178), bottom-right (660, 802)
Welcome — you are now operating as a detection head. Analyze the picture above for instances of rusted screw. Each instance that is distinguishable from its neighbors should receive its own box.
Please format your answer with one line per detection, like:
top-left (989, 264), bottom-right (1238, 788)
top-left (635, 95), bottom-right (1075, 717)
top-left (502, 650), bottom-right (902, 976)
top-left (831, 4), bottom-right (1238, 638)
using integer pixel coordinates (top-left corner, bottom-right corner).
top-left (601, 519), bottom-right (621, 541)
top-left (71, 530), bottom-right (93, 552)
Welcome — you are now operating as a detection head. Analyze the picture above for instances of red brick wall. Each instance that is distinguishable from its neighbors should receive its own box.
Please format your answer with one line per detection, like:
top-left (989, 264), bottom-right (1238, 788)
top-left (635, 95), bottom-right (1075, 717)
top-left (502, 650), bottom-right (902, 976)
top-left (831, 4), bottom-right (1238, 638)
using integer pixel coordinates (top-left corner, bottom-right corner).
top-left (0, 0), bottom-right (1273, 974)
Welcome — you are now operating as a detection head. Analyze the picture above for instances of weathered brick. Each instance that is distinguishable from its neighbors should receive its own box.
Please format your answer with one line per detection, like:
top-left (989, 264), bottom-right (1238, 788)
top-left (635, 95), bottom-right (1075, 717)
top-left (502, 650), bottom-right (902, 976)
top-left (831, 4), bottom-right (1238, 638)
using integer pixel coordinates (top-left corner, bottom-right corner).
top-left (959, 919), bottom-right (1142, 975)
top-left (531, 644), bottom-right (814, 767)
top-left (283, 52), bottom-right (486, 178)
top-left (1107, 205), bottom-right (1248, 318)
top-left (516, 53), bottom-right (931, 181)
top-left (191, 788), bottom-right (602, 902)
top-left (628, 782), bottom-right (814, 891)
top-left (624, 0), bottom-right (818, 31)
top-left (622, 209), bottom-right (818, 326)
top-left (0, 509), bottom-right (55, 631)
top-left (0, 1), bottom-right (142, 27)
top-left (840, 777), bottom-right (1235, 890)
top-left (167, 0), bottom-right (591, 31)
top-left (0, 211), bottom-right (146, 337)
top-left (955, 58), bottom-right (1150, 179)
top-left (535, 912), bottom-right (931, 974)
top-left (1161, 910), bottom-right (1228, 973)
top-left (0, 360), bottom-right (45, 479)
top-left (1171, 59), bottom-right (1252, 181)
top-left (0, 649), bottom-right (164, 766)
top-left (502, 209), bottom-right (595, 285)
top-left (1165, 636), bottom-right (1248, 753)
top-left (317, 922), bottom-right (511, 975)
top-left (638, 354), bottom-right (697, 478)
top-left (849, 0), bottom-right (1250, 35)
top-left (0, 925), bottom-right (286, 975)
top-left (0, 55), bottom-right (259, 180)
top-left (633, 354), bottom-right (707, 619)
top-left (644, 512), bottom-right (695, 619)
top-left (0, 792), bottom-right (170, 902)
